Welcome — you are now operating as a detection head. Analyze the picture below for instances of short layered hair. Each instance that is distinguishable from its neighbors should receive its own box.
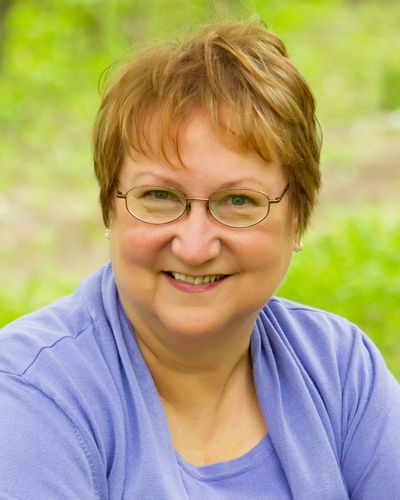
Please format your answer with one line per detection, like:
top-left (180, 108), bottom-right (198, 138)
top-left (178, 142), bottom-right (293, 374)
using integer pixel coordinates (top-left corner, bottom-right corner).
top-left (93, 17), bottom-right (322, 234)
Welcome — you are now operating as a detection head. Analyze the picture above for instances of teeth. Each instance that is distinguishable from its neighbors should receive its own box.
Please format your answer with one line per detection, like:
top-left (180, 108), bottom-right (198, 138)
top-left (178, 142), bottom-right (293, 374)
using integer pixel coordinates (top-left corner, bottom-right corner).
top-left (170, 272), bottom-right (225, 284)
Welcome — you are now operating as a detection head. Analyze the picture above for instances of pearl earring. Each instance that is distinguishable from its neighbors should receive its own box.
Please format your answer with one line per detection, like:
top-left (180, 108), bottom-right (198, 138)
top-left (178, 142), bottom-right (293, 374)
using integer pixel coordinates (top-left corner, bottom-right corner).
top-left (104, 228), bottom-right (111, 240)
top-left (293, 242), bottom-right (303, 253)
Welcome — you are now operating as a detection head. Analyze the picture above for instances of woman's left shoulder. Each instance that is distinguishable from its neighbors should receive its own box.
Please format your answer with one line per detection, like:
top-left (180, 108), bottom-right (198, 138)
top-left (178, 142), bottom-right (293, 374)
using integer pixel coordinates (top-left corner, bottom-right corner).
top-left (257, 296), bottom-right (397, 387)
top-left (261, 296), bottom-right (362, 350)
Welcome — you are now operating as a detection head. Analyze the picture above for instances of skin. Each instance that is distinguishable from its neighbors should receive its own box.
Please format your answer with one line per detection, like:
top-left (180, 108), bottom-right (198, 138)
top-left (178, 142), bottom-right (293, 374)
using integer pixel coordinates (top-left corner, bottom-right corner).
top-left (109, 111), bottom-right (299, 465)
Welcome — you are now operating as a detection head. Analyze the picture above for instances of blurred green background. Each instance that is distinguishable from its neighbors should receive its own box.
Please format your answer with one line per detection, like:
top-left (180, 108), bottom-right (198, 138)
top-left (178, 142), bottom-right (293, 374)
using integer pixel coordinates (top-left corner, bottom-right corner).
top-left (0, 0), bottom-right (399, 379)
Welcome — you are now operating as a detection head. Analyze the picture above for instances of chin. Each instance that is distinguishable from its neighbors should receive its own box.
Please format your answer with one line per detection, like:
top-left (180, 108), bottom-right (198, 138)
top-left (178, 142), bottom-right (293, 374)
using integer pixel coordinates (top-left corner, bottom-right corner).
top-left (155, 301), bottom-right (260, 347)
top-left (158, 312), bottom-right (225, 341)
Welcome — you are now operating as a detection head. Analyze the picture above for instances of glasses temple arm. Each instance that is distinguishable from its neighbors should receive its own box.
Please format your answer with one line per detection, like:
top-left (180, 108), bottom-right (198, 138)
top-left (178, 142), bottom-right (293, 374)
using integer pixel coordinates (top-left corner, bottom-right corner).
top-left (269, 184), bottom-right (289, 204)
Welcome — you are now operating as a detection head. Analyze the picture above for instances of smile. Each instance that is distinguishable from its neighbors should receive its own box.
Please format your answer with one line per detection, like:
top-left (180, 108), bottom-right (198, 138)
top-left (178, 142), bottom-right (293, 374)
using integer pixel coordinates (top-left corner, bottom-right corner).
top-left (168, 272), bottom-right (226, 285)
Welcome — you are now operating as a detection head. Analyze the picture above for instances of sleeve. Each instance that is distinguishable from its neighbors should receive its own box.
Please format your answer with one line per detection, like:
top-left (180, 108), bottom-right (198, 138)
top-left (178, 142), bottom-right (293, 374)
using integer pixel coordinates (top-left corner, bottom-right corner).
top-left (340, 329), bottom-right (400, 499)
top-left (0, 372), bottom-right (105, 500)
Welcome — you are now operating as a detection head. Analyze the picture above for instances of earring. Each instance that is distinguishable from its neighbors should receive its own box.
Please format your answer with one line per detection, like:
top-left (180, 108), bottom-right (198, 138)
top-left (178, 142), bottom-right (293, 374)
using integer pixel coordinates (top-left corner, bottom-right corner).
top-left (293, 241), bottom-right (303, 253)
top-left (104, 228), bottom-right (111, 240)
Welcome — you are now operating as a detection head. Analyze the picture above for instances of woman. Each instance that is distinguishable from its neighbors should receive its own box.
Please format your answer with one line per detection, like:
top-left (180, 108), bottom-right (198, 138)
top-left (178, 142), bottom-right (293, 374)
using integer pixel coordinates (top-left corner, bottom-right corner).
top-left (1, 18), bottom-right (399, 499)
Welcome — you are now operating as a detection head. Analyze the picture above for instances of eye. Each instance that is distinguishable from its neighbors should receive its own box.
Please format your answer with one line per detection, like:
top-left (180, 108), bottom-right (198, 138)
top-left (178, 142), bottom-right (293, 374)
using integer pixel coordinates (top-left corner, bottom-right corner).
top-left (214, 190), bottom-right (262, 208)
top-left (146, 189), bottom-right (166, 199)
top-left (143, 189), bottom-right (178, 201)
top-left (218, 192), bottom-right (259, 207)
top-left (229, 194), bottom-right (250, 206)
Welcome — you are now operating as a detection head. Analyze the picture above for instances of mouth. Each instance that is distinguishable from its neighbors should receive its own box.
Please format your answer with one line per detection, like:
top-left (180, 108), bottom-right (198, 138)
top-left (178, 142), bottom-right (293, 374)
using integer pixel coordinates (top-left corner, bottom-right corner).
top-left (166, 271), bottom-right (227, 285)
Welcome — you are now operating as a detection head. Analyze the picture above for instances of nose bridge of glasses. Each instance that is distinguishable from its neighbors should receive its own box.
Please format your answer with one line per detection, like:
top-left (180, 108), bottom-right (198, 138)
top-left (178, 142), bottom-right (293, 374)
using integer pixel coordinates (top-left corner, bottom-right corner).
top-left (184, 196), bottom-right (211, 219)
top-left (185, 196), bottom-right (210, 203)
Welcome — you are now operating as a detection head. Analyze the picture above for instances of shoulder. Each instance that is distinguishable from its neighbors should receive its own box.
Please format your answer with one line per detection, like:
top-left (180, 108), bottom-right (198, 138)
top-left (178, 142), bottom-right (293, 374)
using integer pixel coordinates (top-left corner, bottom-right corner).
top-left (0, 263), bottom-right (123, 467)
top-left (0, 265), bottom-right (114, 498)
top-left (264, 295), bottom-right (356, 332)
top-left (256, 296), bottom-right (392, 390)
top-left (0, 264), bottom-right (109, 377)
top-left (260, 296), bottom-right (360, 353)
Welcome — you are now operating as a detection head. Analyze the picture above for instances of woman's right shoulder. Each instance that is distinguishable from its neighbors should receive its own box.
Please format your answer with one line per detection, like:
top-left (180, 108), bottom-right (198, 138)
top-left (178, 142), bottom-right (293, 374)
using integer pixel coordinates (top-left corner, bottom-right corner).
top-left (0, 290), bottom-right (94, 377)
top-left (0, 273), bottom-right (112, 499)
top-left (0, 264), bottom-right (111, 378)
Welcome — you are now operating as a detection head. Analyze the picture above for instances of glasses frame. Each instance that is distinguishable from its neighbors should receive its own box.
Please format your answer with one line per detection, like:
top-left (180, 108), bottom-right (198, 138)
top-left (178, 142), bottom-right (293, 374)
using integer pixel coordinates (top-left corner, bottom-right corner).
top-left (116, 184), bottom-right (289, 228)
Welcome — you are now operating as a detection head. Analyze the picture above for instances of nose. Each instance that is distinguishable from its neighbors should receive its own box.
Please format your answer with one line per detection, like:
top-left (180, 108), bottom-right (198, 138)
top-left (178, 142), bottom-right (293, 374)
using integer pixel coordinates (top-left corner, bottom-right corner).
top-left (170, 201), bottom-right (222, 265)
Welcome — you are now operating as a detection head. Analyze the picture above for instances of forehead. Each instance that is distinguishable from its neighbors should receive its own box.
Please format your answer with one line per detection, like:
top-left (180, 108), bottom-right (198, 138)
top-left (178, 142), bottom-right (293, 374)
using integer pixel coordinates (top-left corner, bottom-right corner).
top-left (120, 113), bottom-right (285, 193)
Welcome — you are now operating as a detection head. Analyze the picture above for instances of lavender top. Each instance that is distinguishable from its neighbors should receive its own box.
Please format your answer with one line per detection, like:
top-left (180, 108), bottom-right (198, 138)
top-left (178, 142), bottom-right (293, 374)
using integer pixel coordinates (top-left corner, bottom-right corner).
top-left (0, 262), bottom-right (399, 499)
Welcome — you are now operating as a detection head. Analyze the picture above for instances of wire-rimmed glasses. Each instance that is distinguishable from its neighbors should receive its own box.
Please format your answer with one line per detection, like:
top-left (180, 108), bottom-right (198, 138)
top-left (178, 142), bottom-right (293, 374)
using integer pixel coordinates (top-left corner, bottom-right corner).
top-left (116, 184), bottom-right (289, 228)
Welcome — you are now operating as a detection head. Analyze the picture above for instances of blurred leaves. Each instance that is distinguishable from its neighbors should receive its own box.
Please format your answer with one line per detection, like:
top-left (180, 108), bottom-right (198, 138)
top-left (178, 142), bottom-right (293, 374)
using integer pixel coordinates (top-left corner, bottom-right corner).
top-left (381, 65), bottom-right (400, 111)
top-left (0, 0), bottom-right (399, 380)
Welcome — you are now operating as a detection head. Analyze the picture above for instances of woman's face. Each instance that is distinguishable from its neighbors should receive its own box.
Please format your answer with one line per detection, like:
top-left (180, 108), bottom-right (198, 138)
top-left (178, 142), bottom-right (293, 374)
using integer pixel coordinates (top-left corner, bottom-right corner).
top-left (110, 113), bottom-right (298, 345)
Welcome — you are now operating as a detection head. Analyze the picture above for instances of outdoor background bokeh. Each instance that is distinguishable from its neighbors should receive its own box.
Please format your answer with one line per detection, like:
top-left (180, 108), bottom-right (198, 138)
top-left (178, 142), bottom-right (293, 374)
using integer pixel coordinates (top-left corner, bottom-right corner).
top-left (0, 0), bottom-right (399, 379)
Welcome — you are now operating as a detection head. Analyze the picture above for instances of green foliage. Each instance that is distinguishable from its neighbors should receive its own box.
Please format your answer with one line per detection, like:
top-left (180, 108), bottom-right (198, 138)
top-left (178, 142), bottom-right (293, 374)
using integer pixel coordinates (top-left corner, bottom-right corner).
top-left (250, 0), bottom-right (400, 121)
top-left (1, 0), bottom-right (399, 383)
top-left (2, 0), bottom-right (400, 129)
top-left (381, 65), bottom-right (400, 110)
top-left (0, 268), bottom-right (78, 327)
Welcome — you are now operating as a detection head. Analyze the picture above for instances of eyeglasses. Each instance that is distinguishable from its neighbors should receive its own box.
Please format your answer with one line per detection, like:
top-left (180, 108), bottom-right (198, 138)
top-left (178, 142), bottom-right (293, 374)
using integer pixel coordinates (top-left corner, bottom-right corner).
top-left (116, 184), bottom-right (289, 228)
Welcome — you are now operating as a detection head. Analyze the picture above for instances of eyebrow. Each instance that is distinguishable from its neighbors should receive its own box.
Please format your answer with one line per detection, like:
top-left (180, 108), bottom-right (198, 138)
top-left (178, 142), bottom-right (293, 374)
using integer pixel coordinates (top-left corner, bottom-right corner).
top-left (127, 173), bottom-right (271, 192)
top-left (217, 178), bottom-right (267, 190)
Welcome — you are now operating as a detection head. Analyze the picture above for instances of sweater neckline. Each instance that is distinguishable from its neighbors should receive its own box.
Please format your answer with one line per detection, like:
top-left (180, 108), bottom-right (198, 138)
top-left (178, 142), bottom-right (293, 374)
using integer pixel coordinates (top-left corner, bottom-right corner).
top-left (175, 433), bottom-right (273, 482)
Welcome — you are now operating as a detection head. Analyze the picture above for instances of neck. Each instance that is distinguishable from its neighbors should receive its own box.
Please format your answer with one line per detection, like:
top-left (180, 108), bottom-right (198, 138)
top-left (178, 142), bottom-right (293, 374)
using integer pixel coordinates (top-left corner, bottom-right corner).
top-left (134, 322), bottom-right (255, 417)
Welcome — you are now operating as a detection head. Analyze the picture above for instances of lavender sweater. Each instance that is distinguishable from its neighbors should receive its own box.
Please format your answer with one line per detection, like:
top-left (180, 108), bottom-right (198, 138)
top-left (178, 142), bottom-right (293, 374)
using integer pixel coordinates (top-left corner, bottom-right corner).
top-left (1, 262), bottom-right (399, 499)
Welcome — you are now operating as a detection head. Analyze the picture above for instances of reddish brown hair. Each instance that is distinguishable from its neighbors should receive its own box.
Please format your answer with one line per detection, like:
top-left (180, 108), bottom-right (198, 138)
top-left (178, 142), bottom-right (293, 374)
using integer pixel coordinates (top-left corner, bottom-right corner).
top-left (93, 17), bottom-right (321, 234)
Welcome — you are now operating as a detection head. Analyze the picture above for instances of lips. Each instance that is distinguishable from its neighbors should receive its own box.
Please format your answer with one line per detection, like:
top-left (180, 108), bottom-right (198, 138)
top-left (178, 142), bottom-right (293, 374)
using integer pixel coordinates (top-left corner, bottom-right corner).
top-left (167, 271), bottom-right (227, 285)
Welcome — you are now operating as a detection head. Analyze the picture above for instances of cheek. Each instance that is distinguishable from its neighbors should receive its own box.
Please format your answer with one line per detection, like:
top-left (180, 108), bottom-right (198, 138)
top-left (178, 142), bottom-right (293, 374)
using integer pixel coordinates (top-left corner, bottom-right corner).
top-left (241, 225), bottom-right (294, 297)
top-left (250, 242), bottom-right (291, 278)
top-left (115, 229), bottom-right (150, 264)
top-left (110, 217), bottom-right (172, 282)
top-left (110, 227), bottom-right (157, 302)
top-left (247, 221), bottom-right (294, 267)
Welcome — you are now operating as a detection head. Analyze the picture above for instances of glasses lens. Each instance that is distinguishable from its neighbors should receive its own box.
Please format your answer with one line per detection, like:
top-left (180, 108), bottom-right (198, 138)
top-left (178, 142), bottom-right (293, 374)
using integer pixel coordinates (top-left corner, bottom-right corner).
top-left (126, 186), bottom-right (186, 224)
top-left (210, 189), bottom-right (270, 227)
